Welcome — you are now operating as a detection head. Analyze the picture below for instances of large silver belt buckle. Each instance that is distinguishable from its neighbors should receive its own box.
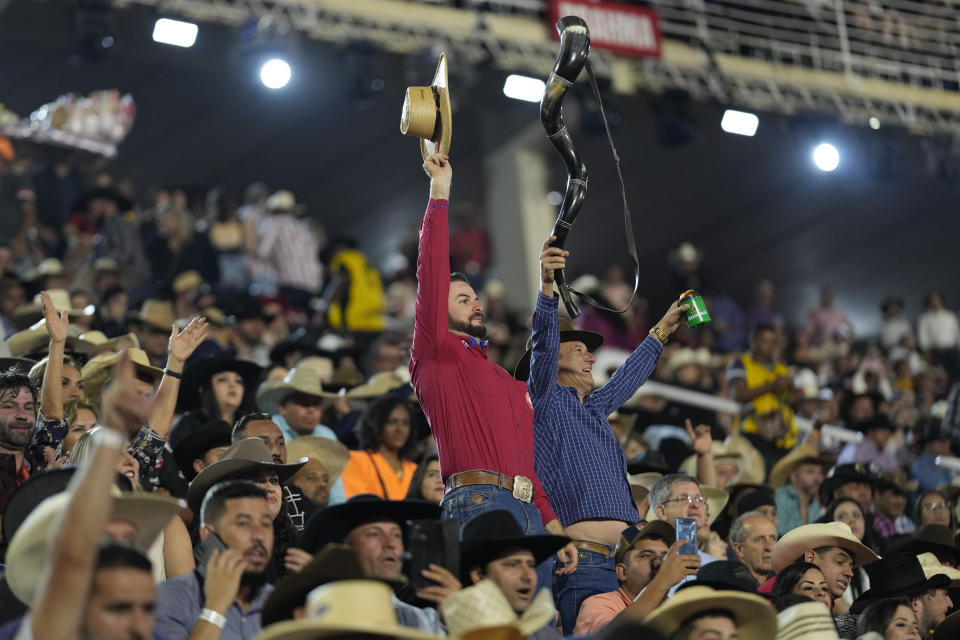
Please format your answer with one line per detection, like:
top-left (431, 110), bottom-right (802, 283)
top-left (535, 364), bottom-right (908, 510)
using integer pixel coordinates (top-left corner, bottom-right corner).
top-left (512, 475), bottom-right (533, 503)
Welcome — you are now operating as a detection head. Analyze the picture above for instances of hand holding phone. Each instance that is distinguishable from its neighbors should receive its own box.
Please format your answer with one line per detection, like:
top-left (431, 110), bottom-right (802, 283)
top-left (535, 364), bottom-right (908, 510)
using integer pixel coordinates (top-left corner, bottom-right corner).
top-left (406, 519), bottom-right (460, 592)
top-left (675, 517), bottom-right (698, 556)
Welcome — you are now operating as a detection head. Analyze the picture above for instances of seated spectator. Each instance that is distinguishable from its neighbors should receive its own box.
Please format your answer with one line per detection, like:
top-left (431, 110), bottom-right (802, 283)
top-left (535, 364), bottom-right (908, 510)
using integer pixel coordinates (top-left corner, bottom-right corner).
top-left (341, 395), bottom-right (418, 499)
top-left (816, 497), bottom-right (878, 605)
top-left (769, 445), bottom-right (833, 537)
top-left (836, 414), bottom-right (899, 471)
top-left (819, 464), bottom-right (878, 516)
top-left (285, 436), bottom-right (350, 508)
top-left (872, 472), bottom-right (917, 540)
top-left (642, 584), bottom-right (777, 640)
top-left (728, 512), bottom-right (777, 586)
top-left (257, 357), bottom-right (340, 442)
top-left (770, 562), bottom-right (832, 610)
top-left (405, 453), bottom-right (444, 504)
top-left (855, 597), bottom-right (921, 640)
top-left (914, 490), bottom-right (955, 533)
top-left (912, 420), bottom-right (956, 492)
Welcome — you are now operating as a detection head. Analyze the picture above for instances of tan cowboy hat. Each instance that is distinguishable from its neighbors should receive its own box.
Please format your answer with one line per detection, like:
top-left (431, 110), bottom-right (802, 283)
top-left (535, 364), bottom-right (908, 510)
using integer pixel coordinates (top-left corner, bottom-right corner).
top-left (401, 53), bottom-right (452, 161)
top-left (643, 585), bottom-right (776, 640)
top-left (646, 485), bottom-right (729, 526)
top-left (187, 438), bottom-right (307, 512)
top-left (918, 552), bottom-right (960, 586)
top-left (203, 306), bottom-right (227, 327)
top-left (6, 489), bottom-right (184, 606)
top-left (81, 348), bottom-right (164, 408)
top-left (266, 190), bottom-right (304, 214)
top-left (768, 445), bottom-right (835, 488)
top-left (172, 270), bottom-right (204, 294)
top-left (131, 299), bottom-right (174, 331)
top-left (345, 371), bottom-right (406, 399)
top-left (257, 357), bottom-right (337, 415)
top-left (7, 320), bottom-right (100, 357)
top-left (723, 433), bottom-right (766, 484)
top-left (286, 437), bottom-right (350, 486)
top-left (771, 522), bottom-right (879, 572)
top-left (24, 258), bottom-right (64, 282)
top-left (93, 257), bottom-right (120, 273)
top-left (256, 579), bottom-right (440, 640)
top-left (441, 579), bottom-right (556, 638)
top-left (775, 600), bottom-right (839, 640)
top-left (680, 443), bottom-right (745, 480)
top-left (12, 289), bottom-right (94, 329)
top-left (628, 472), bottom-right (662, 503)
top-left (662, 347), bottom-right (712, 381)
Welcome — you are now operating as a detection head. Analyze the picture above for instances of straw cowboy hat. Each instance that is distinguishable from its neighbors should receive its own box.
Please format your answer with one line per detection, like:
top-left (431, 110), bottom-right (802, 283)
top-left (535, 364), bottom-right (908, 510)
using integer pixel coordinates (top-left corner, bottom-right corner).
top-left (266, 190), bottom-right (305, 214)
top-left (645, 485), bottom-right (729, 526)
top-left (771, 522), bottom-right (879, 573)
top-left (24, 258), bottom-right (64, 283)
top-left (77, 330), bottom-right (141, 358)
top-left (346, 371), bottom-right (406, 399)
top-left (680, 443), bottom-right (745, 480)
top-left (130, 299), bottom-right (174, 331)
top-left (441, 578), bottom-right (557, 638)
top-left (628, 472), bottom-right (662, 504)
top-left (257, 357), bottom-right (338, 415)
top-left (81, 348), bottom-right (164, 407)
top-left (6, 489), bottom-right (184, 605)
top-left (285, 437), bottom-right (350, 486)
top-left (177, 356), bottom-right (263, 412)
top-left (172, 270), bottom-right (204, 294)
top-left (300, 495), bottom-right (440, 554)
top-left (400, 53), bottom-right (452, 162)
top-left (256, 579), bottom-right (440, 640)
top-left (662, 347), bottom-right (713, 381)
top-left (917, 552), bottom-right (960, 586)
top-left (12, 289), bottom-right (94, 330)
top-left (850, 552), bottom-right (951, 614)
top-left (7, 320), bottom-right (98, 358)
top-left (187, 438), bottom-right (307, 512)
top-left (642, 585), bottom-right (776, 640)
top-left (775, 600), bottom-right (839, 640)
top-left (513, 319), bottom-right (603, 381)
top-left (768, 445), bottom-right (835, 488)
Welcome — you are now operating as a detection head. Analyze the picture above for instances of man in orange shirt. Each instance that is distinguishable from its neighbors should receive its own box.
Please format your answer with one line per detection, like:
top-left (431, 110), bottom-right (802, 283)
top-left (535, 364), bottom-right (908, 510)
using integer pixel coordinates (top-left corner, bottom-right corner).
top-left (573, 521), bottom-right (676, 634)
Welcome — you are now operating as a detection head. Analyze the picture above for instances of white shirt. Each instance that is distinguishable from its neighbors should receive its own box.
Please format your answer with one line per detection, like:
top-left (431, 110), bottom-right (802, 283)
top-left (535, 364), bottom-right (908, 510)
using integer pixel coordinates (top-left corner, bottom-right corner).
top-left (918, 309), bottom-right (960, 350)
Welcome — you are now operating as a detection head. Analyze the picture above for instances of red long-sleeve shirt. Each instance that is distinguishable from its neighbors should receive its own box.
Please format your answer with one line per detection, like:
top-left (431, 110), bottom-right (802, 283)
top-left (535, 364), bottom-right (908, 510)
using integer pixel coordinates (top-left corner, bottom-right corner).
top-left (409, 198), bottom-right (557, 525)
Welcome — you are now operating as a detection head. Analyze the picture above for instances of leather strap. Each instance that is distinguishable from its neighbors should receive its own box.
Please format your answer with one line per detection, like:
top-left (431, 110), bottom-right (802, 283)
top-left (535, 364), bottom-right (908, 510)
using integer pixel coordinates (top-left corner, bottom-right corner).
top-left (573, 540), bottom-right (616, 558)
top-left (444, 470), bottom-right (516, 493)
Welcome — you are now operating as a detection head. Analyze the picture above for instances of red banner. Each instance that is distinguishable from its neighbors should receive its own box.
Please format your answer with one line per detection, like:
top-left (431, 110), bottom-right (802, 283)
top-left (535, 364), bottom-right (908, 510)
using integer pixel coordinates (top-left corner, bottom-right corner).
top-left (548, 0), bottom-right (662, 58)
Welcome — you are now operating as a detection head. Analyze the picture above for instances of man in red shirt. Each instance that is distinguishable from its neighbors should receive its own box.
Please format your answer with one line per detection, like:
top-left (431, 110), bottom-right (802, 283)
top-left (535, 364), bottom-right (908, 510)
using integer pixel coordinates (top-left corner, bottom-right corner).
top-left (410, 153), bottom-right (576, 590)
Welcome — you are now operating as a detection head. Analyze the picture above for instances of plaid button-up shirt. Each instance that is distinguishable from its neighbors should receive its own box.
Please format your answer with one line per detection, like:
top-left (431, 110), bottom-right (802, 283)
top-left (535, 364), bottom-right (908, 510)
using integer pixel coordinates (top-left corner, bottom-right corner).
top-left (528, 293), bottom-right (661, 526)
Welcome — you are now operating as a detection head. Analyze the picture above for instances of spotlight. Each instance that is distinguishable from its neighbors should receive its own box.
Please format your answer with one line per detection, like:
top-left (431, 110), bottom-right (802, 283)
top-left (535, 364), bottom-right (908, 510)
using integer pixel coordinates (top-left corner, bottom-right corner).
top-left (812, 143), bottom-right (840, 172)
top-left (720, 109), bottom-right (759, 137)
top-left (153, 18), bottom-right (198, 48)
top-left (503, 74), bottom-right (545, 103)
top-left (260, 59), bottom-right (291, 89)
top-left (869, 117), bottom-right (881, 130)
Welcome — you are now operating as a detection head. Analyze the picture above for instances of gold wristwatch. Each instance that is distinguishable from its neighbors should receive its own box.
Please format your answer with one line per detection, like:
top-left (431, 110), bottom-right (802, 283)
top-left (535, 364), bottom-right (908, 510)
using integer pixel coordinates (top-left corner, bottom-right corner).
top-left (649, 325), bottom-right (668, 345)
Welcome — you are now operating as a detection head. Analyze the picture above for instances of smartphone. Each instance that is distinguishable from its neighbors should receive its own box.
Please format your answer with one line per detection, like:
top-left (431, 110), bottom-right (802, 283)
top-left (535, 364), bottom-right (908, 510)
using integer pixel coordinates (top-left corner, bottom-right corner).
top-left (405, 519), bottom-right (460, 591)
top-left (194, 531), bottom-right (228, 570)
top-left (675, 517), bottom-right (698, 556)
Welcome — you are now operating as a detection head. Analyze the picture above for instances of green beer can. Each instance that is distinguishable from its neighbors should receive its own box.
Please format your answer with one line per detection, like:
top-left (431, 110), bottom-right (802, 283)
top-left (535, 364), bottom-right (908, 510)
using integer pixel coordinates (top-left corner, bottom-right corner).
top-left (679, 289), bottom-right (711, 327)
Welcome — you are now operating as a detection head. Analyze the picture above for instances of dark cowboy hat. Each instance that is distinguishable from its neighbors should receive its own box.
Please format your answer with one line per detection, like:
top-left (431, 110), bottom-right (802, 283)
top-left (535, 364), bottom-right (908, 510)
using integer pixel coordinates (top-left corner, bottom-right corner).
top-left (513, 319), bottom-right (603, 381)
top-left (850, 552), bottom-right (951, 614)
top-left (935, 610), bottom-right (960, 639)
top-left (300, 495), bottom-right (440, 554)
top-left (187, 438), bottom-right (307, 512)
top-left (918, 418), bottom-right (952, 445)
top-left (176, 357), bottom-right (263, 413)
top-left (72, 186), bottom-right (133, 214)
top-left (886, 524), bottom-right (959, 565)
top-left (0, 357), bottom-right (36, 376)
top-left (677, 561), bottom-right (760, 594)
top-left (851, 414), bottom-right (895, 434)
top-left (460, 510), bottom-right (569, 581)
top-left (171, 420), bottom-right (234, 482)
top-left (627, 451), bottom-right (673, 476)
top-left (818, 462), bottom-right (880, 508)
top-left (2, 468), bottom-right (75, 543)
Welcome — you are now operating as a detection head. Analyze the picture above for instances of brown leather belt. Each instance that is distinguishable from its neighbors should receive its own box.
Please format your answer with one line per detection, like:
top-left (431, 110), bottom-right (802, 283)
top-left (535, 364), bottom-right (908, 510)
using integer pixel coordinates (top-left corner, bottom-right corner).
top-left (444, 471), bottom-right (535, 503)
top-left (573, 540), bottom-right (616, 558)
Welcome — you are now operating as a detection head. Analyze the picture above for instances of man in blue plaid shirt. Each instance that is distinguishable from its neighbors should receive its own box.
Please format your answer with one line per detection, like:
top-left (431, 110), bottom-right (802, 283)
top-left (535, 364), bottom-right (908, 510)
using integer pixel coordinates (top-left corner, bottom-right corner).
top-left (518, 237), bottom-right (688, 634)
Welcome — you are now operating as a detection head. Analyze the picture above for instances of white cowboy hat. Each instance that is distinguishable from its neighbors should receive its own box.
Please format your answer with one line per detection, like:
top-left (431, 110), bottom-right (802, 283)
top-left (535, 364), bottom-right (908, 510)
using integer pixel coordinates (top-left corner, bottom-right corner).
top-left (255, 580), bottom-right (439, 640)
top-left (768, 445), bottom-right (834, 489)
top-left (771, 522), bottom-right (879, 573)
top-left (628, 472), bottom-right (662, 503)
top-left (643, 585), bottom-right (776, 640)
top-left (285, 437), bottom-right (350, 486)
top-left (257, 357), bottom-right (337, 415)
top-left (345, 371), bottom-right (406, 399)
top-left (917, 552), bottom-right (960, 586)
top-left (440, 579), bottom-right (556, 638)
top-left (6, 490), bottom-right (184, 605)
top-left (775, 600), bottom-right (839, 640)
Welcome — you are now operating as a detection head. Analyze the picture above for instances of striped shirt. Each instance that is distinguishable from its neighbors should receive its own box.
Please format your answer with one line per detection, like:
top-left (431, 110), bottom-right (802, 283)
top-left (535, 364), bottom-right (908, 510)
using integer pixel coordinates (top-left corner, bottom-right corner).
top-left (529, 293), bottom-right (660, 526)
top-left (256, 213), bottom-right (322, 293)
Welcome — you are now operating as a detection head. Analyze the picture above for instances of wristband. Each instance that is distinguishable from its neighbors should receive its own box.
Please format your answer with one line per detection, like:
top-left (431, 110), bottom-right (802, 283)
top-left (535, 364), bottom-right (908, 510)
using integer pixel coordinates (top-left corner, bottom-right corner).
top-left (649, 326), bottom-right (668, 345)
top-left (199, 609), bottom-right (227, 629)
top-left (163, 368), bottom-right (183, 379)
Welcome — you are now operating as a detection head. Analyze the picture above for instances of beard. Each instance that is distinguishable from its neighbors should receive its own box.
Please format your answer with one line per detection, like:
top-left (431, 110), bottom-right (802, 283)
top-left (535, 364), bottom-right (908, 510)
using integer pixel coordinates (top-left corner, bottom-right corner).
top-left (0, 421), bottom-right (34, 449)
top-left (448, 313), bottom-right (487, 340)
top-left (241, 568), bottom-right (269, 590)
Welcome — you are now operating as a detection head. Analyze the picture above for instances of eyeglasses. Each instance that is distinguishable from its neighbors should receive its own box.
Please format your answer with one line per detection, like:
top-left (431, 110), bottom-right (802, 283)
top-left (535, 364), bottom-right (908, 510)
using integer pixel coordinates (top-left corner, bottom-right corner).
top-left (664, 494), bottom-right (706, 506)
top-left (922, 501), bottom-right (948, 512)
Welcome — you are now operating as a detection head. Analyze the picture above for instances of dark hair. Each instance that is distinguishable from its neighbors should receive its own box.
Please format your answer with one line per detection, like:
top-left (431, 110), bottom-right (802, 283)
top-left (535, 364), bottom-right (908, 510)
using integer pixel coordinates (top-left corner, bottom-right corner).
top-left (450, 272), bottom-right (469, 284)
top-left (856, 596), bottom-right (914, 637)
top-left (774, 593), bottom-right (820, 613)
top-left (232, 412), bottom-right (275, 442)
top-left (0, 369), bottom-right (37, 406)
top-left (405, 453), bottom-right (440, 501)
top-left (771, 562), bottom-right (823, 603)
top-left (751, 323), bottom-right (777, 338)
top-left (819, 497), bottom-right (880, 553)
top-left (915, 490), bottom-right (956, 530)
top-left (96, 541), bottom-right (153, 574)
top-left (354, 395), bottom-right (416, 458)
top-left (200, 480), bottom-right (268, 527)
top-left (233, 470), bottom-right (300, 577)
top-left (199, 372), bottom-right (257, 423)
top-left (669, 609), bottom-right (736, 640)
top-left (923, 289), bottom-right (944, 309)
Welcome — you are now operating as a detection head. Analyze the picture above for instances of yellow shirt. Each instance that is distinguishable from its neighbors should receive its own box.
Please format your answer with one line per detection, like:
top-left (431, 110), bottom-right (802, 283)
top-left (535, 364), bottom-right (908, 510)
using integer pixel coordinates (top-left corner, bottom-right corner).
top-left (327, 249), bottom-right (385, 332)
top-left (732, 352), bottom-right (798, 449)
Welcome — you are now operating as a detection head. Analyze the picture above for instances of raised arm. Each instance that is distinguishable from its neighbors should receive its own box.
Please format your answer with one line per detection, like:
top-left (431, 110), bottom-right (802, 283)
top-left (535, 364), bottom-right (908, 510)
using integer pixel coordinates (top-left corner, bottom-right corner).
top-left (528, 237), bottom-right (566, 409)
top-left (411, 153), bottom-right (453, 360)
top-left (38, 291), bottom-right (69, 420)
top-left (149, 317), bottom-right (209, 438)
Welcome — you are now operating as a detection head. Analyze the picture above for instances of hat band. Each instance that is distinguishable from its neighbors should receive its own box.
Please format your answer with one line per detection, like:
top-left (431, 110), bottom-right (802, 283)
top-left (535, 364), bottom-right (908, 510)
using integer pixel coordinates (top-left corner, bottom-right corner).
top-left (429, 87), bottom-right (442, 142)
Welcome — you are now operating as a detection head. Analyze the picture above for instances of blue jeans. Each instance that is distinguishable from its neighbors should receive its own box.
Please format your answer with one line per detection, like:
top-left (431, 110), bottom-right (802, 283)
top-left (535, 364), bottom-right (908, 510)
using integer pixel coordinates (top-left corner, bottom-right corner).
top-left (554, 548), bottom-right (618, 635)
top-left (441, 483), bottom-right (554, 596)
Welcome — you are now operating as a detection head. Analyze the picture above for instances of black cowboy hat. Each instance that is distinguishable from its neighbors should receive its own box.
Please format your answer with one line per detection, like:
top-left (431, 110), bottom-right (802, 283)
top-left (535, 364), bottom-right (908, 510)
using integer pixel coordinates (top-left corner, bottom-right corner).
top-left (2, 468), bottom-right (76, 543)
top-left (852, 414), bottom-right (895, 434)
top-left (171, 420), bottom-right (234, 482)
top-left (887, 524), bottom-right (959, 566)
top-left (71, 186), bottom-right (133, 214)
top-left (300, 495), bottom-right (440, 554)
top-left (627, 451), bottom-right (673, 476)
top-left (176, 357), bottom-right (262, 413)
top-left (0, 357), bottom-right (36, 376)
top-left (459, 510), bottom-right (569, 581)
top-left (677, 561), bottom-right (760, 594)
top-left (513, 320), bottom-right (603, 381)
top-left (818, 462), bottom-right (880, 508)
top-left (850, 552), bottom-right (951, 614)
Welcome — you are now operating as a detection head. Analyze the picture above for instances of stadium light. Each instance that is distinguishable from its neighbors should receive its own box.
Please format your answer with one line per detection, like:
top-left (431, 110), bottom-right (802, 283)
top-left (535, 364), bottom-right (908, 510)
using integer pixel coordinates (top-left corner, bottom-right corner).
top-left (152, 18), bottom-right (198, 48)
top-left (260, 58), bottom-right (292, 89)
top-left (503, 74), bottom-right (545, 103)
top-left (812, 143), bottom-right (840, 172)
top-left (720, 109), bottom-right (759, 137)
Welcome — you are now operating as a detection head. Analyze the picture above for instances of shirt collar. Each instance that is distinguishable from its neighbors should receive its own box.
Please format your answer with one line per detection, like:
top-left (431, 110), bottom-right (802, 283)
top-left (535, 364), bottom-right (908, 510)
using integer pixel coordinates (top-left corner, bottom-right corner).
top-left (460, 336), bottom-right (489, 350)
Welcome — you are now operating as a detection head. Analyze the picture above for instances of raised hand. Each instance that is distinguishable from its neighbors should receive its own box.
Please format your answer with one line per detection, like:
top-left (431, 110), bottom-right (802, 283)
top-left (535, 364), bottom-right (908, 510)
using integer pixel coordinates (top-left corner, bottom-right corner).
top-left (684, 419), bottom-right (713, 456)
top-left (423, 153), bottom-right (452, 199)
top-left (655, 299), bottom-right (691, 337)
top-left (654, 540), bottom-right (701, 587)
top-left (167, 316), bottom-right (209, 365)
top-left (539, 235), bottom-right (568, 295)
top-left (283, 547), bottom-right (313, 574)
top-left (40, 290), bottom-right (69, 345)
top-left (100, 350), bottom-right (152, 438)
